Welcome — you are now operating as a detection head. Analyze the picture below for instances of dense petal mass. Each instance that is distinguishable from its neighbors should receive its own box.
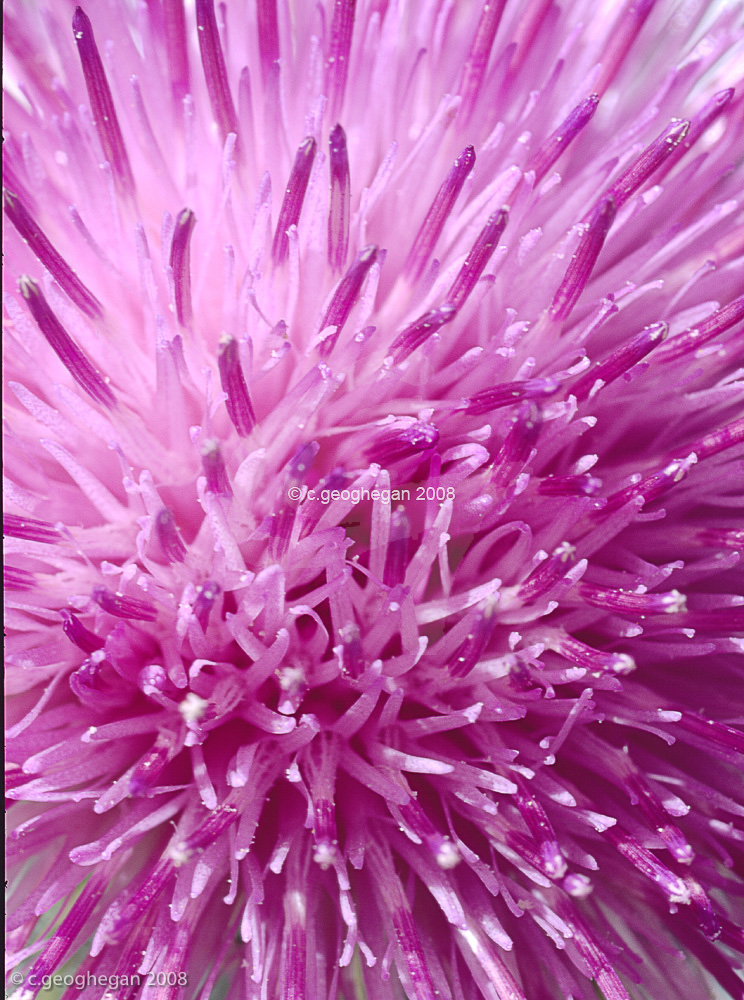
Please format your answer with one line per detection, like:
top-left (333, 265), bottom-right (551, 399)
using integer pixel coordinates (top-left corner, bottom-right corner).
top-left (4, 2), bottom-right (744, 1000)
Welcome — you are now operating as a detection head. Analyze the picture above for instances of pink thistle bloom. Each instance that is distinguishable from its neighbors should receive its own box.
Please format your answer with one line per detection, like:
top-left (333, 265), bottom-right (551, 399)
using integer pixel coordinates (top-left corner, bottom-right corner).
top-left (4, 1), bottom-right (744, 998)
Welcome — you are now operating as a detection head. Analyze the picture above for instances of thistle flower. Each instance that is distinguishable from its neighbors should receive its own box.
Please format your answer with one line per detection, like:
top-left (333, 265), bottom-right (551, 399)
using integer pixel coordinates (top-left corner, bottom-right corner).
top-left (4, 1), bottom-right (744, 999)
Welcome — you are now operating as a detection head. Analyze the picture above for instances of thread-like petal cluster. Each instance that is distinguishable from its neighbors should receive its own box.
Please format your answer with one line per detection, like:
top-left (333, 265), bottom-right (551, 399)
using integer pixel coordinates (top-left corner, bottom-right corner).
top-left (4, 2), bottom-right (744, 999)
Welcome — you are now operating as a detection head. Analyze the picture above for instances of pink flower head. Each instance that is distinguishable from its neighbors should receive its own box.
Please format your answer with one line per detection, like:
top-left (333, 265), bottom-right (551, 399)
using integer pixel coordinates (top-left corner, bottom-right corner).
top-left (4, 2), bottom-right (744, 999)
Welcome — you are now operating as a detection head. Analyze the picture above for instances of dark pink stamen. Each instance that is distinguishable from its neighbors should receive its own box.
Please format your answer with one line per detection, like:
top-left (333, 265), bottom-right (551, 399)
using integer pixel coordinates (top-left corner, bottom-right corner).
top-left (503, 828), bottom-right (560, 880)
top-left (656, 88), bottom-right (734, 184)
top-left (447, 206), bottom-right (508, 309)
top-left (607, 828), bottom-right (691, 904)
top-left (458, 0), bottom-right (508, 121)
top-left (318, 244), bottom-right (378, 357)
top-left (491, 403), bottom-right (542, 482)
top-left (92, 586), bottom-right (158, 621)
top-left (270, 507), bottom-right (294, 560)
top-left (218, 336), bottom-right (256, 436)
top-left (170, 208), bottom-right (196, 327)
top-left (272, 137), bottom-right (317, 265)
top-left (4, 566), bottom-right (35, 591)
top-left (270, 443), bottom-right (318, 560)
top-left (110, 858), bottom-right (174, 934)
top-left (196, 0), bottom-right (238, 141)
top-left (687, 882), bottom-right (722, 943)
top-left (25, 873), bottom-right (109, 985)
top-left (695, 526), bottom-right (744, 552)
top-left (660, 294), bottom-right (744, 363)
top-left (394, 798), bottom-right (457, 865)
top-left (130, 736), bottom-right (177, 795)
top-left (518, 543), bottom-right (576, 602)
top-left (139, 664), bottom-right (167, 696)
top-left (325, 0), bottom-right (357, 120)
top-left (337, 624), bottom-right (365, 678)
top-left (550, 196), bottom-right (616, 321)
top-left (573, 321), bottom-right (667, 399)
top-left (281, 895), bottom-right (307, 1000)
top-left (1, 157), bottom-right (34, 218)
top-left (162, 0), bottom-right (190, 103)
top-left (201, 440), bottom-right (232, 495)
top-left (328, 124), bottom-right (350, 272)
top-left (607, 119), bottom-right (690, 209)
top-left (405, 145), bottom-right (476, 282)
top-left (529, 95), bottom-right (600, 182)
top-left (19, 276), bottom-right (115, 408)
top-left (69, 658), bottom-right (105, 700)
top-left (155, 508), bottom-right (187, 563)
top-left (467, 376), bottom-right (559, 415)
top-left (254, 0), bottom-right (282, 85)
top-left (3, 514), bottom-right (59, 543)
top-left (682, 606), bottom-right (744, 632)
top-left (515, 791), bottom-right (566, 879)
top-left (288, 441), bottom-right (319, 482)
top-left (507, 0), bottom-right (554, 79)
top-left (72, 7), bottom-right (135, 197)
top-left (384, 507), bottom-right (410, 588)
top-left (553, 633), bottom-right (634, 675)
top-left (194, 579), bottom-right (221, 631)
top-left (391, 304), bottom-right (457, 363)
top-left (538, 473), bottom-right (601, 498)
top-left (595, 0), bottom-right (658, 95)
top-left (687, 416), bottom-right (744, 461)
top-left (4, 190), bottom-right (103, 319)
top-left (677, 713), bottom-right (744, 758)
top-left (391, 907), bottom-right (439, 1000)
top-left (60, 609), bottom-right (105, 654)
top-left (368, 422), bottom-right (439, 466)
top-left (578, 583), bottom-right (685, 615)
top-left (448, 603), bottom-right (497, 678)
top-left (256, 0), bottom-right (280, 86)
top-left (312, 798), bottom-right (338, 855)
top-left (622, 771), bottom-right (693, 863)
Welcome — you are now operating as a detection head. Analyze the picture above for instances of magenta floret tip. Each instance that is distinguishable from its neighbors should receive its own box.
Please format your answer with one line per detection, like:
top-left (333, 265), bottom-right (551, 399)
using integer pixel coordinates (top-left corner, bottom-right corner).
top-left (4, 2), bottom-right (744, 999)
